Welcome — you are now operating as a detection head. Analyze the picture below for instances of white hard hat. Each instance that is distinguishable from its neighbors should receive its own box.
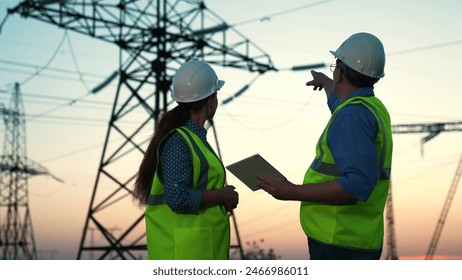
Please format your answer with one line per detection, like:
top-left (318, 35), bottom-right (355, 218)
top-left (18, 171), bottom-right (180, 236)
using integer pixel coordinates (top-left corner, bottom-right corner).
top-left (171, 60), bottom-right (225, 103)
top-left (330, 32), bottom-right (385, 78)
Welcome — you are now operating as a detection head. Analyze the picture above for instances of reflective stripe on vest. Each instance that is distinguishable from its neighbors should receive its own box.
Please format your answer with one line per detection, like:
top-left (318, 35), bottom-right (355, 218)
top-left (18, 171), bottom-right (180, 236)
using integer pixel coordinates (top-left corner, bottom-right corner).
top-left (310, 157), bottom-right (391, 180)
top-left (301, 96), bottom-right (393, 250)
top-left (144, 126), bottom-right (230, 260)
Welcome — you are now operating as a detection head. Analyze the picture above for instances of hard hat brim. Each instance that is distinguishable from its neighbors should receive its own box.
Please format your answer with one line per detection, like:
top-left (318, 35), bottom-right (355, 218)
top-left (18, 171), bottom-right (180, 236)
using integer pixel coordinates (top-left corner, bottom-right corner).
top-left (216, 79), bottom-right (225, 91)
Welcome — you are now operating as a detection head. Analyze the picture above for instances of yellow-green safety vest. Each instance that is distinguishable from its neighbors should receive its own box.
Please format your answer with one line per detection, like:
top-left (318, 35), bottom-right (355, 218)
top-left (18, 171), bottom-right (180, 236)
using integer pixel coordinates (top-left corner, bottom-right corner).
top-left (145, 126), bottom-right (230, 259)
top-left (301, 95), bottom-right (393, 250)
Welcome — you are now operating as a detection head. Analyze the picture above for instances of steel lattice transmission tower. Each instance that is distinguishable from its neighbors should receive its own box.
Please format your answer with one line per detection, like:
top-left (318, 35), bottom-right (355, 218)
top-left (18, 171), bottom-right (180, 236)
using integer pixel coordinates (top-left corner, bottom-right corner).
top-left (8, 0), bottom-right (276, 259)
top-left (384, 182), bottom-right (398, 260)
top-left (385, 121), bottom-right (462, 260)
top-left (0, 83), bottom-right (59, 259)
top-left (425, 153), bottom-right (462, 260)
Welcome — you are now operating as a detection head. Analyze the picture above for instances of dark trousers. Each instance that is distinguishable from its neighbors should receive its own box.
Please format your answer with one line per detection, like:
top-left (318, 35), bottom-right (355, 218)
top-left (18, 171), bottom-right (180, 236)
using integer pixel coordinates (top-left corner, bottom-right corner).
top-left (308, 238), bottom-right (382, 260)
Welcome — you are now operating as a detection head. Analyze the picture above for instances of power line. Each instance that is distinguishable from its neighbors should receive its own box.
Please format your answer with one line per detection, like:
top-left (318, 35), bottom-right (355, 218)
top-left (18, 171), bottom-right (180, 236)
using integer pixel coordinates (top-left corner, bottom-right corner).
top-left (388, 39), bottom-right (462, 56)
top-left (0, 90), bottom-right (112, 106)
top-left (26, 118), bottom-right (106, 128)
top-left (396, 157), bottom-right (458, 184)
top-left (243, 217), bottom-right (299, 240)
top-left (221, 75), bottom-right (261, 105)
top-left (66, 32), bottom-right (91, 93)
top-left (38, 137), bottom-right (126, 163)
top-left (220, 89), bottom-right (316, 131)
top-left (1, 31), bottom-right (102, 117)
top-left (232, 0), bottom-right (336, 27)
top-left (0, 58), bottom-right (107, 78)
top-left (238, 203), bottom-right (293, 227)
top-left (25, 93), bottom-right (91, 122)
top-left (25, 114), bottom-right (147, 129)
top-left (27, 113), bottom-right (107, 124)
top-left (19, 30), bottom-right (68, 86)
top-left (0, 74), bottom-right (118, 124)
top-left (0, 12), bottom-right (8, 34)
top-left (0, 66), bottom-right (103, 85)
top-left (0, 37), bottom-right (115, 62)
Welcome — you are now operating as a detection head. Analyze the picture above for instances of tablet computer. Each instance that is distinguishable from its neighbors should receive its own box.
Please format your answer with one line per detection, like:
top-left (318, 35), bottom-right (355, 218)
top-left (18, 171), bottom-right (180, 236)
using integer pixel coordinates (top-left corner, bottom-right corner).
top-left (226, 154), bottom-right (286, 191)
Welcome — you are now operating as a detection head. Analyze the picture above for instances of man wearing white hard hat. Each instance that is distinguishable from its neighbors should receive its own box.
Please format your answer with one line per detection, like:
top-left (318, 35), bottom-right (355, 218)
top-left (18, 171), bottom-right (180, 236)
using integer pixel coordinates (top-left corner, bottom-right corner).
top-left (257, 33), bottom-right (393, 260)
top-left (133, 60), bottom-right (238, 260)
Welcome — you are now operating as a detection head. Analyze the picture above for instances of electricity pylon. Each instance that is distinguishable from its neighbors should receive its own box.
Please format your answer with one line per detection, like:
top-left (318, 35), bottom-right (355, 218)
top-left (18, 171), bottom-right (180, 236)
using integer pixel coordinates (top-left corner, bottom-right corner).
top-left (385, 181), bottom-right (398, 260)
top-left (8, 0), bottom-right (276, 259)
top-left (387, 121), bottom-right (462, 260)
top-left (0, 83), bottom-right (60, 260)
top-left (392, 121), bottom-right (462, 156)
top-left (425, 153), bottom-right (462, 260)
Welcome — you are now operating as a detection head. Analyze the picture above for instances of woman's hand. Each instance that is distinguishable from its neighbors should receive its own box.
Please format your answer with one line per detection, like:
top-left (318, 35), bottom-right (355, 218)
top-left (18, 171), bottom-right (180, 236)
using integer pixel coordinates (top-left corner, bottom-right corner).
top-left (220, 185), bottom-right (239, 212)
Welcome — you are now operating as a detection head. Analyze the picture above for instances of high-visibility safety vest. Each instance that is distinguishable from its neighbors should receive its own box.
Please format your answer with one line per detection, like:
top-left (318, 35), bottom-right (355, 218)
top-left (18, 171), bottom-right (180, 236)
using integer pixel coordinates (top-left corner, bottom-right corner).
top-left (145, 126), bottom-right (230, 260)
top-left (301, 96), bottom-right (393, 250)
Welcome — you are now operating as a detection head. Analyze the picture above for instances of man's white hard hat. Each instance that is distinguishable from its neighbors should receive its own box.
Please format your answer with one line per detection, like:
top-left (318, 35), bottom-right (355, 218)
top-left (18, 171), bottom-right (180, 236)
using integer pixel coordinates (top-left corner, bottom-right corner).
top-left (330, 32), bottom-right (386, 79)
top-left (172, 60), bottom-right (225, 103)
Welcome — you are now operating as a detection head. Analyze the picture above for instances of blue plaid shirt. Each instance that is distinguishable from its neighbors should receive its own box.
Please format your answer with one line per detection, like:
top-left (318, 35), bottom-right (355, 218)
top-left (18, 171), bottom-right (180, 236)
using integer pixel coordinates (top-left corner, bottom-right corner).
top-left (159, 120), bottom-right (205, 214)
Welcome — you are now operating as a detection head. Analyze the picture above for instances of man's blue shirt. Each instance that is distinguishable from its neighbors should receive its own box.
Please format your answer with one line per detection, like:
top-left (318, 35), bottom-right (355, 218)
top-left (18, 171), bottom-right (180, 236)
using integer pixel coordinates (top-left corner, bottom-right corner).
top-left (327, 88), bottom-right (378, 201)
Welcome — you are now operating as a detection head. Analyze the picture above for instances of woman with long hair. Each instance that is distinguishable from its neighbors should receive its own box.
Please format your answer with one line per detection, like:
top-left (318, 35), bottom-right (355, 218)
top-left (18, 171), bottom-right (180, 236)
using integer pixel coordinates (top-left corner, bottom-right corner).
top-left (133, 60), bottom-right (238, 260)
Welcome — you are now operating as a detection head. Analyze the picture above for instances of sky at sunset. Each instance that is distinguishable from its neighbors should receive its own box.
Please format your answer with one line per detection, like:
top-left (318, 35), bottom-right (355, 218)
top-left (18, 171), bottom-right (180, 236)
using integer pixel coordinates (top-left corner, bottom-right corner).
top-left (0, 0), bottom-right (461, 260)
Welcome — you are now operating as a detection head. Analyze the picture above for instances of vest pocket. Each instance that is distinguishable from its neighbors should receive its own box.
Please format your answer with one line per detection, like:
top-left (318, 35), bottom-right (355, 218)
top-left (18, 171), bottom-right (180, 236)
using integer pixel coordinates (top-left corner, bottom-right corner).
top-left (174, 227), bottom-right (213, 259)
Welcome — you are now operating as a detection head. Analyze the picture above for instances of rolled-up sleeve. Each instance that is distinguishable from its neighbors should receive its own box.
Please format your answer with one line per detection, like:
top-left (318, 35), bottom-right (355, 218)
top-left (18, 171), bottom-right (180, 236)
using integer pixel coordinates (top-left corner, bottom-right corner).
top-left (328, 105), bottom-right (378, 201)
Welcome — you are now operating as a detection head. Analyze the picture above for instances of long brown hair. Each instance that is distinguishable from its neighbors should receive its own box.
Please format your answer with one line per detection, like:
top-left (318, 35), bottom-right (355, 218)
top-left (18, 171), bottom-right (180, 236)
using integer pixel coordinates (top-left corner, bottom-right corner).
top-left (132, 95), bottom-right (213, 206)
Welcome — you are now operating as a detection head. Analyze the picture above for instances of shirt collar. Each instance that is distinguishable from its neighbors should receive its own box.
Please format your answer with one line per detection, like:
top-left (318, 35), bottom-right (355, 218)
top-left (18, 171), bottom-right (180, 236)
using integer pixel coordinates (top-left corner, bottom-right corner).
top-left (185, 119), bottom-right (207, 142)
top-left (347, 87), bottom-right (375, 99)
top-left (328, 87), bottom-right (375, 113)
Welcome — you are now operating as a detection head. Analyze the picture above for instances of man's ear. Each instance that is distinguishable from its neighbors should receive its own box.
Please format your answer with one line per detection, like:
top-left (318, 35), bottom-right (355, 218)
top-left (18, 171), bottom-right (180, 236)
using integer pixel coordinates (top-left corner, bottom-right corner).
top-left (334, 67), bottom-right (343, 85)
top-left (206, 98), bottom-right (215, 115)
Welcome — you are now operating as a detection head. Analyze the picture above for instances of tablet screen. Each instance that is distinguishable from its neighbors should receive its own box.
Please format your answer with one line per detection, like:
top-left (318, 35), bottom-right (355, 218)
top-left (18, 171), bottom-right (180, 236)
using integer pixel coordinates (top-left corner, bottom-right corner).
top-left (226, 154), bottom-right (286, 191)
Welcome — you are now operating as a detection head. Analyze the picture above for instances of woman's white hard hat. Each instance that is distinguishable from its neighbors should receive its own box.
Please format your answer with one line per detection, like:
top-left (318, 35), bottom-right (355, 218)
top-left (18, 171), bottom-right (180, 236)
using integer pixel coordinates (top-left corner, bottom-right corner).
top-left (330, 32), bottom-right (386, 79)
top-left (172, 60), bottom-right (225, 103)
